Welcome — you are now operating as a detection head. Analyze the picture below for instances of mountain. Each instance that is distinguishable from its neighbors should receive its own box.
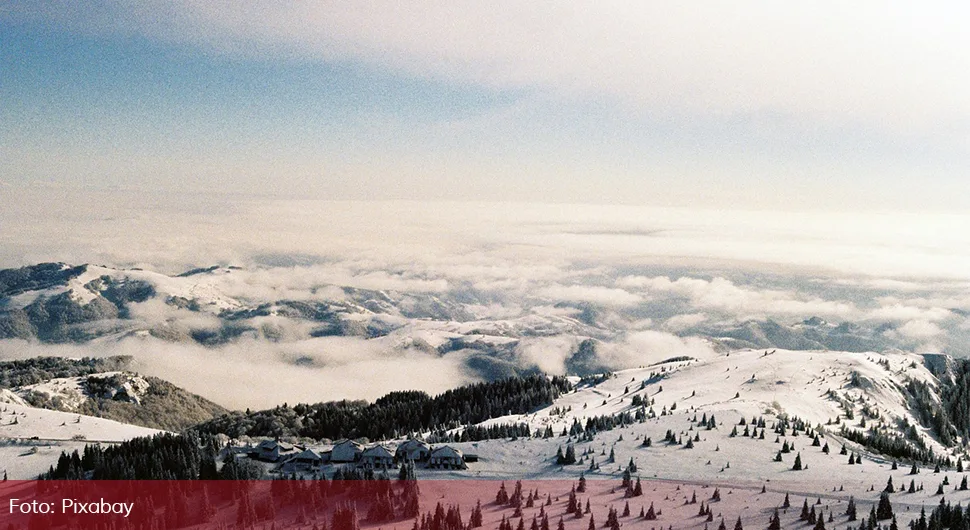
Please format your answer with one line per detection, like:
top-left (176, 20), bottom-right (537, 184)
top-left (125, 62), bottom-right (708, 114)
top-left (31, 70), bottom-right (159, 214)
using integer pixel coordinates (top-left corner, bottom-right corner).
top-left (0, 356), bottom-right (226, 431)
top-left (0, 262), bottom-right (955, 387)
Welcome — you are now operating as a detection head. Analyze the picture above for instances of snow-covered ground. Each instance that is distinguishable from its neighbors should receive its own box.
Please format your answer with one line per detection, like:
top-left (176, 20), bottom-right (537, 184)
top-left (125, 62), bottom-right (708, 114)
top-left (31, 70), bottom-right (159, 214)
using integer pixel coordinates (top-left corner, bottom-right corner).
top-left (3, 347), bottom-right (963, 528)
top-left (0, 402), bottom-right (161, 479)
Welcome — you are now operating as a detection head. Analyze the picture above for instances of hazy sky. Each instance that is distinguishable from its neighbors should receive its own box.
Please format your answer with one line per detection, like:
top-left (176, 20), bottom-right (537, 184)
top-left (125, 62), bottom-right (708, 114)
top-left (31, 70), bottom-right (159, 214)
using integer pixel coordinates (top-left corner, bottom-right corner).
top-left (2, 2), bottom-right (969, 210)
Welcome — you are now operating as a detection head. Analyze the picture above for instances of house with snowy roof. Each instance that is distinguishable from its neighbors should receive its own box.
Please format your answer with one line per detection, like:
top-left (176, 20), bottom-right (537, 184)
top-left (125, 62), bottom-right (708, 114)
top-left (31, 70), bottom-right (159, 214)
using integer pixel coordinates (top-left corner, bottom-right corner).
top-left (359, 445), bottom-right (395, 470)
top-left (428, 445), bottom-right (466, 469)
top-left (395, 439), bottom-right (431, 462)
top-left (279, 449), bottom-right (323, 473)
top-left (330, 439), bottom-right (364, 463)
top-left (251, 440), bottom-right (297, 462)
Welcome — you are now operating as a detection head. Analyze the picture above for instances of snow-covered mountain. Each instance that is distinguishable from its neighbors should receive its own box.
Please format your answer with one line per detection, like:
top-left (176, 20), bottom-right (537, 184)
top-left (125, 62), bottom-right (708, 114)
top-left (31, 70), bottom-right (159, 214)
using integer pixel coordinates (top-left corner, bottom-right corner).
top-left (0, 263), bottom-right (924, 387)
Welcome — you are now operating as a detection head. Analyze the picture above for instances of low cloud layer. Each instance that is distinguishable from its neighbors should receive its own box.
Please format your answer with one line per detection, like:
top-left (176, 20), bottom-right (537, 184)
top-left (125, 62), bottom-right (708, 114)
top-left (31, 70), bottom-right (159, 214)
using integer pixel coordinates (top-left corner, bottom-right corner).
top-left (3, 189), bottom-right (970, 408)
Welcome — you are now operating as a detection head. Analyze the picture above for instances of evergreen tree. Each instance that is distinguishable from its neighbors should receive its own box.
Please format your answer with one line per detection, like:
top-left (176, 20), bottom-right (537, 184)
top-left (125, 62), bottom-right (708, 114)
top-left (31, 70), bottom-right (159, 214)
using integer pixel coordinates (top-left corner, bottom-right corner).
top-left (792, 453), bottom-right (803, 471)
top-left (564, 445), bottom-right (577, 465)
top-left (884, 476), bottom-right (895, 493)
top-left (846, 496), bottom-right (857, 521)
top-left (876, 492), bottom-right (893, 520)
top-left (783, 493), bottom-right (791, 508)
top-left (734, 516), bottom-right (743, 530)
top-left (768, 509), bottom-right (781, 530)
top-left (813, 512), bottom-right (826, 530)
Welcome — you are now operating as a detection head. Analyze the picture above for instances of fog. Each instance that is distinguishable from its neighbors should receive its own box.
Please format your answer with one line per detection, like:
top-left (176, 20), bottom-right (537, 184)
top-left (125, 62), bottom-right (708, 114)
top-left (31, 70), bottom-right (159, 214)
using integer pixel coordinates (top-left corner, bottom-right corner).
top-left (2, 188), bottom-right (970, 409)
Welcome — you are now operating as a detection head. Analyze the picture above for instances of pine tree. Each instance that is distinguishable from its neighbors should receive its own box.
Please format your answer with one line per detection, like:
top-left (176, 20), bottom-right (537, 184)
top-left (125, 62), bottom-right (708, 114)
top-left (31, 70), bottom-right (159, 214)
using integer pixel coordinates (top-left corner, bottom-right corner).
top-left (814, 512), bottom-right (826, 530)
top-left (885, 476), bottom-right (895, 493)
top-left (911, 462), bottom-right (919, 475)
top-left (783, 493), bottom-right (790, 508)
top-left (800, 499), bottom-right (810, 521)
top-left (734, 516), bottom-right (743, 530)
top-left (846, 496), bottom-right (857, 521)
top-left (876, 492), bottom-right (893, 520)
top-left (792, 453), bottom-right (803, 471)
top-left (768, 509), bottom-right (781, 530)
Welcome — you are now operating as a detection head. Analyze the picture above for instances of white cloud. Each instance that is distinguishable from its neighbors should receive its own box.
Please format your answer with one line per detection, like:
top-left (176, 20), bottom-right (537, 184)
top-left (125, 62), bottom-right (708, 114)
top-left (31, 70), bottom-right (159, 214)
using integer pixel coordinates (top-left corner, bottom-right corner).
top-left (618, 275), bottom-right (856, 318)
top-left (605, 330), bottom-right (718, 367)
top-left (536, 285), bottom-right (642, 307)
top-left (24, 2), bottom-right (970, 130)
top-left (514, 336), bottom-right (578, 375)
top-left (896, 320), bottom-right (943, 340)
top-left (664, 313), bottom-right (707, 332)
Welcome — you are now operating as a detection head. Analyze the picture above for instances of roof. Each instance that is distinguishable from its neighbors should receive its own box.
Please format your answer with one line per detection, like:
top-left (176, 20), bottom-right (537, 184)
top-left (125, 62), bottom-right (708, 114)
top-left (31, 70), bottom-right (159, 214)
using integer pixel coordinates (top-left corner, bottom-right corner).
top-left (396, 439), bottom-right (429, 451)
top-left (431, 445), bottom-right (463, 458)
top-left (333, 439), bottom-right (364, 450)
top-left (285, 449), bottom-right (322, 462)
top-left (256, 440), bottom-right (294, 451)
top-left (362, 445), bottom-right (393, 458)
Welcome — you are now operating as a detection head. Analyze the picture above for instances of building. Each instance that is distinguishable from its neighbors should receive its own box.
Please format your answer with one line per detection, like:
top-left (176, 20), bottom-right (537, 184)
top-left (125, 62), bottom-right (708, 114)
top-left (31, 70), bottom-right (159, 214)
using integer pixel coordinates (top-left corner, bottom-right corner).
top-left (428, 446), bottom-right (466, 469)
top-left (330, 439), bottom-right (364, 463)
top-left (279, 449), bottom-right (323, 473)
top-left (395, 439), bottom-right (431, 462)
top-left (251, 440), bottom-right (297, 463)
top-left (359, 445), bottom-right (395, 470)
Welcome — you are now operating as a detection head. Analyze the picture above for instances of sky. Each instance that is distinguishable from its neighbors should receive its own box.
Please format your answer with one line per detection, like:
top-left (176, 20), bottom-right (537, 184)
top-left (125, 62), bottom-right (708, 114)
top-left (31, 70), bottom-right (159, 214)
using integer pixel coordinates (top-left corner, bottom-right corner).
top-left (2, 1), bottom-right (969, 211)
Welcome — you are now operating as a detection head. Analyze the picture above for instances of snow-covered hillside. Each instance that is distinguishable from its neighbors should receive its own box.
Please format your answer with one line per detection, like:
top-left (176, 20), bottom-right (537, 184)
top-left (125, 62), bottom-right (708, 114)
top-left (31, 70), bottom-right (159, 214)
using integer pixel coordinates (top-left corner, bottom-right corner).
top-left (0, 402), bottom-right (161, 479)
top-left (452, 349), bottom-right (949, 488)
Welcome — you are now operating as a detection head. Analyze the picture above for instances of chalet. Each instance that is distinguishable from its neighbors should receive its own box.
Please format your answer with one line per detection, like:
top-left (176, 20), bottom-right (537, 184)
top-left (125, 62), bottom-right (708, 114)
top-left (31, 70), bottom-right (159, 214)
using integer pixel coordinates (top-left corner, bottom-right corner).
top-left (330, 439), bottom-right (364, 463)
top-left (251, 440), bottom-right (297, 463)
top-left (395, 439), bottom-right (431, 462)
top-left (428, 446), bottom-right (466, 469)
top-left (359, 445), bottom-right (395, 470)
top-left (279, 449), bottom-right (323, 473)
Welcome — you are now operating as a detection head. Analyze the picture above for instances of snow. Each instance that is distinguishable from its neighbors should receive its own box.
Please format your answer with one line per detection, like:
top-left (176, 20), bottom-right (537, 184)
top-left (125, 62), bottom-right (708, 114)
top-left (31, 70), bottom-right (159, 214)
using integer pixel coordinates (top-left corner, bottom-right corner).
top-left (2, 346), bottom-right (963, 528)
top-left (0, 402), bottom-right (162, 479)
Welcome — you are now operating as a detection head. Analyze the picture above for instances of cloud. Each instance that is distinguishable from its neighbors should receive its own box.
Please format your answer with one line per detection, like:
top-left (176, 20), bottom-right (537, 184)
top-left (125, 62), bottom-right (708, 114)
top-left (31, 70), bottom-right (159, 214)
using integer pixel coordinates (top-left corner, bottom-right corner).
top-left (514, 336), bottom-right (578, 375)
top-left (896, 320), bottom-right (943, 340)
top-left (618, 275), bottom-right (856, 319)
top-left (18, 2), bottom-right (970, 130)
top-left (605, 330), bottom-right (719, 367)
top-left (867, 301), bottom-right (954, 323)
top-left (536, 285), bottom-right (642, 307)
top-left (664, 313), bottom-right (707, 333)
top-left (0, 336), bottom-right (476, 410)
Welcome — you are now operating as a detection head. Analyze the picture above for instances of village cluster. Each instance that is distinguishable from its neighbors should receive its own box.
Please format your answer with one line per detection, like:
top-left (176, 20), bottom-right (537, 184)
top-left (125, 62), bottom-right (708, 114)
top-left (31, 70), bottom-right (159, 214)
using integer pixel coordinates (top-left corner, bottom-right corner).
top-left (228, 438), bottom-right (476, 475)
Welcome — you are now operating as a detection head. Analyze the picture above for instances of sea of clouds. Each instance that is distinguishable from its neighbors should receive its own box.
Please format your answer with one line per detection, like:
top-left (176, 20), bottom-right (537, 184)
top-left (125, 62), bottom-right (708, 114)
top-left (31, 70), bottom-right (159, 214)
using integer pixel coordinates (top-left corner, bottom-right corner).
top-left (2, 187), bottom-right (970, 409)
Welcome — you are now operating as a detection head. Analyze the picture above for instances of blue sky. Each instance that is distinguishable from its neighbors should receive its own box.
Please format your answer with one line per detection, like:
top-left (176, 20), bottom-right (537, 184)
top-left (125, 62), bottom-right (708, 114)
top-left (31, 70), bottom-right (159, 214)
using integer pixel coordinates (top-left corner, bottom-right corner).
top-left (2, 2), bottom-right (968, 210)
